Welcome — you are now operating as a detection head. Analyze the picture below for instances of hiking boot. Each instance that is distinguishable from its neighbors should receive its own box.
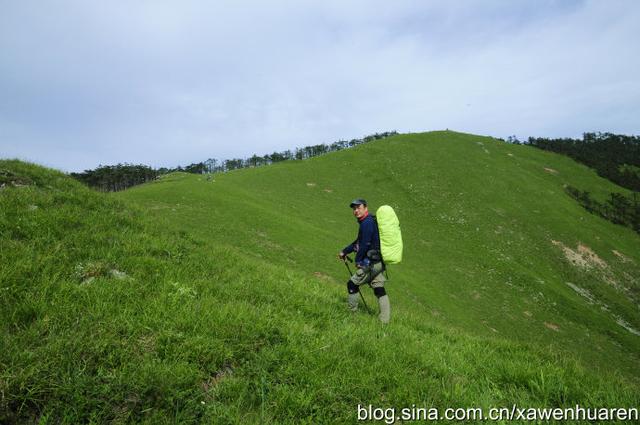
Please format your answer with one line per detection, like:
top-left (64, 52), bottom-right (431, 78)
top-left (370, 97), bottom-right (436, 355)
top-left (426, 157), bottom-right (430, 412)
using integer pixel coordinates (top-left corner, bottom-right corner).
top-left (348, 293), bottom-right (359, 312)
top-left (378, 295), bottom-right (390, 323)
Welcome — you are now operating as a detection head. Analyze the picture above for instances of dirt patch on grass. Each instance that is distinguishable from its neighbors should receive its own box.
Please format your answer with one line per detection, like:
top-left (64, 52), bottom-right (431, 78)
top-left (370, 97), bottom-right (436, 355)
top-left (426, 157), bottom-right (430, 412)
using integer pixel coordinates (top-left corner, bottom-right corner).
top-left (544, 167), bottom-right (558, 174)
top-left (313, 272), bottom-right (335, 283)
top-left (552, 240), bottom-right (589, 268)
top-left (577, 244), bottom-right (607, 268)
top-left (544, 322), bottom-right (560, 331)
top-left (553, 241), bottom-right (623, 290)
top-left (613, 250), bottom-right (633, 263)
top-left (551, 240), bottom-right (608, 270)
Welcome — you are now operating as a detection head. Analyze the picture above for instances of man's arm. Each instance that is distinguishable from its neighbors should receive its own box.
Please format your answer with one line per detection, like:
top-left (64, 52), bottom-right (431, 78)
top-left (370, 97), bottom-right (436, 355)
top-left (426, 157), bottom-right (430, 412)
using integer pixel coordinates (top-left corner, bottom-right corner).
top-left (339, 239), bottom-right (358, 259)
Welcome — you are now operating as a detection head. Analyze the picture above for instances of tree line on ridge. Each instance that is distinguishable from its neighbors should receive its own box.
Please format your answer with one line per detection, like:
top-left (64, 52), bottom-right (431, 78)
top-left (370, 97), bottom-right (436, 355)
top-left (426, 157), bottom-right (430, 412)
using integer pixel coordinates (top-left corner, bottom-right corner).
top-left (520, 132), bottom-right (639, 234)
top-left (70, 131), bottom-right (398, 192)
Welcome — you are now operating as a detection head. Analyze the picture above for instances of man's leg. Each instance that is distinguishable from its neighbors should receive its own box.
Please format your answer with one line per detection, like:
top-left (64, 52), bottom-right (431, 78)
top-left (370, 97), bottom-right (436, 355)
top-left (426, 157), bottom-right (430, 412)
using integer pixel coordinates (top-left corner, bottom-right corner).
top-left (347, 267), bottom-right (371, 312)
top-left (347, 279), bottom-right (360, 311)
top-left (370, 266), bottom-right (390, 323)
top-left (375, 288), bottom-right (391, 324)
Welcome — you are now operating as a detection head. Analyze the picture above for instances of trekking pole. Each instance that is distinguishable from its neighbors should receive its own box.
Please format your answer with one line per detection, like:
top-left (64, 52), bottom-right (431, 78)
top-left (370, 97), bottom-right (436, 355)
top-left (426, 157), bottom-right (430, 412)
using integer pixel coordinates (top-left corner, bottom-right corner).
top-left (343, 256), bottom-right (372, 314)
top-left (343, 255), bottom-right (354, 274)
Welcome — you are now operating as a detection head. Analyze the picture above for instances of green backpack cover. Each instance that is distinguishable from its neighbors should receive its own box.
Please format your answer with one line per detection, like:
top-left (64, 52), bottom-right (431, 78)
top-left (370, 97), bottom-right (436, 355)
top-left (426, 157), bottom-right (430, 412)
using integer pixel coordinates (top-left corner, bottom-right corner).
top-left (376, 205), bottom-right (402, 264)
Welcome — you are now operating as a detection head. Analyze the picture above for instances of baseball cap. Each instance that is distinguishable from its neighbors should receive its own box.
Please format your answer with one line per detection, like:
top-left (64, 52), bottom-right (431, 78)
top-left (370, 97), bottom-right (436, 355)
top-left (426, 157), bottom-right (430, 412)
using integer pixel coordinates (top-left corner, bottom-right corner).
top-left (349, 198), bottom-right (367, 208)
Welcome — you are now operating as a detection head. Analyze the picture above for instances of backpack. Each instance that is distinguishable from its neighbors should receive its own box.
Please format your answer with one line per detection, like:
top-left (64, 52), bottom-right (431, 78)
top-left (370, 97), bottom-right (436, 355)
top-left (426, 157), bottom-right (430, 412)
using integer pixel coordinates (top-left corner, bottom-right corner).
top-left (375, 205), bottom-right (403, 264)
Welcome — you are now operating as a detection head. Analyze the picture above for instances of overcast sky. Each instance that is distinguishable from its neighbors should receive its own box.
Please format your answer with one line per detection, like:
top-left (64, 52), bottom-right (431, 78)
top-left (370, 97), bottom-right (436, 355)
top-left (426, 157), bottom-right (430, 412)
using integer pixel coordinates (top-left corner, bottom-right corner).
top-left (1, 0), bottom-right (639, 172)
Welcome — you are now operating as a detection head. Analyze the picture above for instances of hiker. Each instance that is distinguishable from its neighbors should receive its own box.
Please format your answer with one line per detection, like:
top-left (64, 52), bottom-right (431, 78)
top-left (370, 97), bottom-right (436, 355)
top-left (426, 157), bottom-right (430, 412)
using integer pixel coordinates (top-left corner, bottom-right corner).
top-left (338, 198), bottom-right (391, 323)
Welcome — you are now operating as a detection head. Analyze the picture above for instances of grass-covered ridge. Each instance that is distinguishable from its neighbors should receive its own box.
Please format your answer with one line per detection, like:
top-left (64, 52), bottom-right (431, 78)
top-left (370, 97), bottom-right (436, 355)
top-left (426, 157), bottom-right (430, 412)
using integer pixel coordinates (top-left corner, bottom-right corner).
top-left (2, 131), bottom-right (639, 423)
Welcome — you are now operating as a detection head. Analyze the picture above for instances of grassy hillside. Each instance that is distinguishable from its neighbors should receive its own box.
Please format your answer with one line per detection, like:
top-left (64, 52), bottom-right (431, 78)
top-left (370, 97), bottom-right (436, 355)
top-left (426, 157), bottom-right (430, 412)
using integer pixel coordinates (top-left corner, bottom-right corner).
top-left (2, 131), bottom-right (639, 423)
top-left (121, 131), bottom-right (640, 373)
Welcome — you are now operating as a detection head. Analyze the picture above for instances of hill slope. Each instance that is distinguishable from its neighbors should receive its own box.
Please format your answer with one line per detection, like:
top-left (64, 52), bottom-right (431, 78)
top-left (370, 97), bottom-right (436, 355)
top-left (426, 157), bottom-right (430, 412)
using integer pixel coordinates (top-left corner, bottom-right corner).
top-left (121, 131), bottom-right (640, 375)
top-left (2, 131), bottom-right (639, 423)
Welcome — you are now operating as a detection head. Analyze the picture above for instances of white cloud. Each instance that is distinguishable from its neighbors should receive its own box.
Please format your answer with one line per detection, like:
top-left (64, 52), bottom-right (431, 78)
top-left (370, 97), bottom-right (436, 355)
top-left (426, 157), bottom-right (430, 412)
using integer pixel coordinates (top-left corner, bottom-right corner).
top-left (1, 0), bottom-right (638, 171)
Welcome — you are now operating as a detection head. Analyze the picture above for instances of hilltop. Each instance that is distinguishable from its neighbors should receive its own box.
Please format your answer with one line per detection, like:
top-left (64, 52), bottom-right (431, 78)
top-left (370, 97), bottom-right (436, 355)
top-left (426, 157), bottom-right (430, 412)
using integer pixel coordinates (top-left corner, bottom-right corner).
top-left (1, 131), bottom-right (639, 423)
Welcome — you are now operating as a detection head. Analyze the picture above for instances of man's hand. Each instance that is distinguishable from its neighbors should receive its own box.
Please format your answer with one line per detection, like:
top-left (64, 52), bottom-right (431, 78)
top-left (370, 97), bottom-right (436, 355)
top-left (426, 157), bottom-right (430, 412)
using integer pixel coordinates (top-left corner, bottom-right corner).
top-left (337, 251), bottom-right (345, 260)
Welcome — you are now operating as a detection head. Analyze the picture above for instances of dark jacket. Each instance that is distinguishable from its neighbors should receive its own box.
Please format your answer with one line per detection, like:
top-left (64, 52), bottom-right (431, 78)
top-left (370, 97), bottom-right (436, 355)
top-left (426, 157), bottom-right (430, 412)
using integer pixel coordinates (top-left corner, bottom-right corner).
top-left (343, 213), bottom-right (381, 267)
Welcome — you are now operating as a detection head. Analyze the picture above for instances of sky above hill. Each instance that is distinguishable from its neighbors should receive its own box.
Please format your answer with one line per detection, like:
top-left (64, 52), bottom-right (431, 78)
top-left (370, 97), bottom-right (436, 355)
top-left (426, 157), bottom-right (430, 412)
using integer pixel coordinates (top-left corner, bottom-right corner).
top-left (1, 0), bottom-right (639, 172)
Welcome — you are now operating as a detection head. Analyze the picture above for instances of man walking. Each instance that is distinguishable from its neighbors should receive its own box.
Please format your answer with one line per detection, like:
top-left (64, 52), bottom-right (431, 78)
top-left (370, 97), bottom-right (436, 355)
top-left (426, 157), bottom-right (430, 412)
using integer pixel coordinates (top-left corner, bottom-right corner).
top-left (338, 199), bottom-right (391, 323)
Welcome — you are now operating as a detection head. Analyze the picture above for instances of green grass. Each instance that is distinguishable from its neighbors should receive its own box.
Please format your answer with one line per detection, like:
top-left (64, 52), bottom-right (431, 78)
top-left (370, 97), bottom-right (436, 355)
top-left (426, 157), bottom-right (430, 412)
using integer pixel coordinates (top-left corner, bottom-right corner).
top-left (1, 131), bottom-right (639, 423)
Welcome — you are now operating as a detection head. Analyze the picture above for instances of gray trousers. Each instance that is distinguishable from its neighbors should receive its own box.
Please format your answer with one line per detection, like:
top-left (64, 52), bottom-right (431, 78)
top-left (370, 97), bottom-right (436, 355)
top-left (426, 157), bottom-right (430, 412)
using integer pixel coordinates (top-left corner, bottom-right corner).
top-left (350, 261), bottom-right (386, 288)
top-left (347, 262), bottom-right (390, 323)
